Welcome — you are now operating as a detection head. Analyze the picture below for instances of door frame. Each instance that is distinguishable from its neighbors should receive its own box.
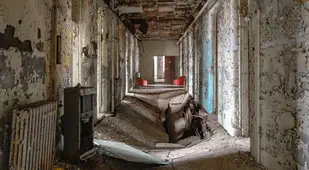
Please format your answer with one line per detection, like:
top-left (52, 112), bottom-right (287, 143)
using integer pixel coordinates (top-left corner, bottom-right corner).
top-left (153, 56), bottom-right (165, 83)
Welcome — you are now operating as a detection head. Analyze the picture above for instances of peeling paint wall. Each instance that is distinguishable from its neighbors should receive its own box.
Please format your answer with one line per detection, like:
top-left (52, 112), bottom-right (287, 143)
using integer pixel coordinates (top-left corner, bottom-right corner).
top-left (55, 1), bottom-right (76, 147)
top-left (0, 0), bottom-right (140, 168)
top-left (55, 0), bottom-right (139, 119)
top-left (249, 0), bottom-right (309, 169)
top-left (118, 23), bottom-right (127, 100)
top-left (188, 30), bottom-right (194, 96)
top-left (179, 0), bottom-right (249, 136)
top-left (0, 0), bottom-right (52, 168)
top-left (217, 0), bottom-right (241, 136)
top-left (183, 37), bottom-right (189, 90)
top-left (193, 20), bottom-right (203, 102)
top-left (79, 1), bottom-right (97, 88)
top-left (94, 0), bottom-right (140, 113)
top-left (179, 2), bottom-right (220, 115)
top-left (200, 7), bottom-right (217, 114)
top-left (179, 42), bottom-right (183, 76)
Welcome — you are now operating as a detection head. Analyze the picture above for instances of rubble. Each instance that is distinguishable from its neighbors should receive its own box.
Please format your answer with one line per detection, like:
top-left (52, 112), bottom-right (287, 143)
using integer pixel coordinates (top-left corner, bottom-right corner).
top-left (53, 89), bottom-right (263, 170)
top-left (155, 143), bottom-right (184, 149)
top-left (94, 139), bottom-right (169, 165)
top-left (165, 95), bottom-right (211, 142)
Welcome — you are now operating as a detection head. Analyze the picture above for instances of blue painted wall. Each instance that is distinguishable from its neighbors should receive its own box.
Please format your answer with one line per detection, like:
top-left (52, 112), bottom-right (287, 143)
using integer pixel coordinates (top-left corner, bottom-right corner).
top-left (200, 21), bottom-right (214, 113)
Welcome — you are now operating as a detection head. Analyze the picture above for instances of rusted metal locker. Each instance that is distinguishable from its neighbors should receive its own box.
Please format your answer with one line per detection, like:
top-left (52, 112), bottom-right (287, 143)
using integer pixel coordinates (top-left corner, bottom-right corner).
top-left (63, 85), bottom-right (96, 162)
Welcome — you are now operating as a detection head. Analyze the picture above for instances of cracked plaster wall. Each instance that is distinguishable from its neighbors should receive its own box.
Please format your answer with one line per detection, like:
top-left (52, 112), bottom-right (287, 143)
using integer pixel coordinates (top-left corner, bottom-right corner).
top-left (55, 0), bottom-right (139, 116)
top-left (179, 0), bottom-right (309, 169)
top-left (0, 0), bottom-right (139, 168)
top-left (249, 0), bottom-right (309, 169)
top-left (179, 0), bottom-right (250, 136)
top-left (199, 7), bottom-right (217, 114)
top-left (179, 42), bottom-right (183, 77)
top-left (188, 30), bottom-right (194, 96)
top-left (118, 23), bottom-right (127, 100)
top-left (192, 19), bottom-right (203, 103)
top-left (183, 37), bottom-right (189, 90)
top-left (0, 0), bottom-right (52, 168)
top-left (216, 0), bottom-right (241, 136)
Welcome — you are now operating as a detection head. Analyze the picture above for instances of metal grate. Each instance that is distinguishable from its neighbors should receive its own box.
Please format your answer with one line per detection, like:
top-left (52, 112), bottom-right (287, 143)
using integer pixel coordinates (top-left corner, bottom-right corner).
top-left (9, 101), bottom-right (57, 170)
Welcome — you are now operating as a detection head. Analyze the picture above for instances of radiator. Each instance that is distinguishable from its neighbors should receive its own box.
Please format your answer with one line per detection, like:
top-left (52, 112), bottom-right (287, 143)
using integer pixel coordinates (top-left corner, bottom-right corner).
top-left (9, 101), bottom-right (57, 170)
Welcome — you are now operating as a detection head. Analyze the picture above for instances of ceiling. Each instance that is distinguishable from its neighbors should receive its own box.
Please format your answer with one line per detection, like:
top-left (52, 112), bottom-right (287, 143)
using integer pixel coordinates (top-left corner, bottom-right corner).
top-left (115, 0), bottom-right (208, 40)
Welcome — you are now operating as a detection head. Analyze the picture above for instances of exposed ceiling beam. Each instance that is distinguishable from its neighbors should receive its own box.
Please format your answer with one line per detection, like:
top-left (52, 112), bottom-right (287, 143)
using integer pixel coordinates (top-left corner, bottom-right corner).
top-left (103, 0), bottom-right (139, 39)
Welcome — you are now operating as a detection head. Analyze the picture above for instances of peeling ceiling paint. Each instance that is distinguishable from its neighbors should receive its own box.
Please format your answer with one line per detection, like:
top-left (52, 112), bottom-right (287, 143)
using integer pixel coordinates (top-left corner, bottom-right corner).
top-left (115, 0), bottom-right (208, 40)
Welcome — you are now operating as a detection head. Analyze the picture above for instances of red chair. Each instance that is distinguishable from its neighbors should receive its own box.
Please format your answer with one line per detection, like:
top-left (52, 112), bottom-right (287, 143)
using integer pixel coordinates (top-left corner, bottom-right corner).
top-left (173, 76), bottom-right (185, 86)
top-left (136, 77), bottom-right (148, 86)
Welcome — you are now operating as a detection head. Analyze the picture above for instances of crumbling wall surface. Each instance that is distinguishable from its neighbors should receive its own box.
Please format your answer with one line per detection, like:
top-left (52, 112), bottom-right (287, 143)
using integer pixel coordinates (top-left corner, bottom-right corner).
top-left (118, 23), bottom-right (127, 101)
top-left (194, 19), bottom-right (202, 103)
top-left (188, 29), bottom-right (194, 96)
top-left (129, 34), bottom-right (135, 90)
top-left (125, 31), bottom-right (131, 93)
top-left (134, 38), bottom-right (140, 76)
top-left (199, 9), bottom-right (217, 115)
top-left (179, 2), bottom-right (221, 116)
top-left (248, 0), bottom-right (259, 163)
top-left (0, 0), bottom-right (52, 168)
top-left (96, 0), bottom-right (139, 111)
top-left (183, 36), bottom-right (189, 90)
top-left (179, 41), bottom-right (183, 76)
top-left (217, 0), bottom-right (241, 136)
top-left (249, 0), bottom-right (309, 169)
top-left (56, 0), bottom-right (74, 89)
top-left (80, 0), bottom-right (97, 87)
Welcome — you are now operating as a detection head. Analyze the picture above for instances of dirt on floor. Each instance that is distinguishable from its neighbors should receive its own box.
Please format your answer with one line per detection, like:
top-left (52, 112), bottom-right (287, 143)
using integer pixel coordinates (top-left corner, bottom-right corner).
top-left (53, 115), bottom-right (265, 170)
top-left (54, 90), bottom-right (265, 170)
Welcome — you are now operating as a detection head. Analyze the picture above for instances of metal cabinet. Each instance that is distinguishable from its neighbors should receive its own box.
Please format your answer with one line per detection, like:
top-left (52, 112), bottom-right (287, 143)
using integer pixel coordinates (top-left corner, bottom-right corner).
top-left (63, 86), bottom-right (96, 162)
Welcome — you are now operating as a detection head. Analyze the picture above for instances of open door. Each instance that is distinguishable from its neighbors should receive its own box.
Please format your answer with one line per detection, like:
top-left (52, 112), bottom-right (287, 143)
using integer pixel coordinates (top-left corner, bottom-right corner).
top-left (164, 56), bottom-right (175, 83)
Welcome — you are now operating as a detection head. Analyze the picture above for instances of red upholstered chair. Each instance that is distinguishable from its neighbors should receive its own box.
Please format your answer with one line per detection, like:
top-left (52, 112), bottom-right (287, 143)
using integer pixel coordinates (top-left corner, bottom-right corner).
top-left (136, 77), bottom-right (148, 86)
top-left (173, 76), bottom-right (185, 86)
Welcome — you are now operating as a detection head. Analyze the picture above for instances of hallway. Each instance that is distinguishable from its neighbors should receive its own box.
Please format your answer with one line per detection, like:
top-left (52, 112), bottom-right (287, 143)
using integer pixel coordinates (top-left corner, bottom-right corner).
top-left (0, 0), bottom-right (309, 170)
top-left (54, 88), bottom-right (263, 170)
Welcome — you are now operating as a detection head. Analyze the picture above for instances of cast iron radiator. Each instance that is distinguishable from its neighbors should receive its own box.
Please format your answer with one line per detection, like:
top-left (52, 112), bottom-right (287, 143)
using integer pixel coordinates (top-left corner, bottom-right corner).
top-left (8, 101), bottom-right (57, 170)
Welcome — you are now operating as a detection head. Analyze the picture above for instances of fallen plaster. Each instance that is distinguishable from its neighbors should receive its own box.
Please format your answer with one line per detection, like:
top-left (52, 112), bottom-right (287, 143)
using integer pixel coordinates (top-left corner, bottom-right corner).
top-left (55, 114), bottom-right (264, 170)
top-left (94, 139), bottom-right (169, 165)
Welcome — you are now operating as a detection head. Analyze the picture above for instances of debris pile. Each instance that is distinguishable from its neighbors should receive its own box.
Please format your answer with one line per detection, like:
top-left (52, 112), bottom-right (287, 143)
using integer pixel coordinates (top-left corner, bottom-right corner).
top-left (165, 96), bottom-right (212, 143)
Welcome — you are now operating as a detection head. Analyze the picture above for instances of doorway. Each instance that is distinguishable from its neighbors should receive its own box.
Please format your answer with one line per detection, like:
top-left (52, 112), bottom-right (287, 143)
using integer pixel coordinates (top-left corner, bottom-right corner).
top-left (154, 56), bottom-right (175, 83)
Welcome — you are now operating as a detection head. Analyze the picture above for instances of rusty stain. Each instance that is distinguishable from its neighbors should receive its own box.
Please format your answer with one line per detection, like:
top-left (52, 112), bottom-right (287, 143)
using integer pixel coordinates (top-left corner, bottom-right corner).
top-left (62, 55), bottom-right (71, 67)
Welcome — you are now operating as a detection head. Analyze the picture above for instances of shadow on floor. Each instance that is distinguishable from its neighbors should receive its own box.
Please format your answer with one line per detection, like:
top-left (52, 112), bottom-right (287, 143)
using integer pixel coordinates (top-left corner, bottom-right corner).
top-left (53, 90), bottom-right (265, 170)
top-left (54, 151), bottom-right (264, 170)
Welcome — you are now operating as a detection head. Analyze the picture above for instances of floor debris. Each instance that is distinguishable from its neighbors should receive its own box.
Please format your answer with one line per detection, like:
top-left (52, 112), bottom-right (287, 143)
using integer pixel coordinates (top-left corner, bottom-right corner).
top-left (94, 139), bottom-right (169, 165)
top-left (53, 89), bottom-right (264, 170)
top-left (155, 143), bottom-right (185, 149)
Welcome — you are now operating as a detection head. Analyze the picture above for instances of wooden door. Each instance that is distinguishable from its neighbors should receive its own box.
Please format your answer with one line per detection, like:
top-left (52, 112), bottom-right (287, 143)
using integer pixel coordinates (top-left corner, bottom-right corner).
top-left (164, 56), bottom-right (175, 83)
